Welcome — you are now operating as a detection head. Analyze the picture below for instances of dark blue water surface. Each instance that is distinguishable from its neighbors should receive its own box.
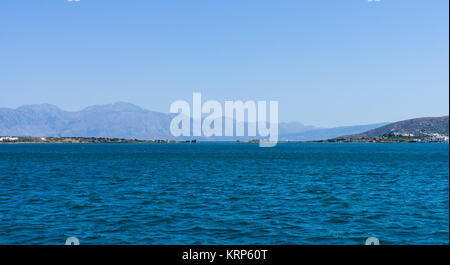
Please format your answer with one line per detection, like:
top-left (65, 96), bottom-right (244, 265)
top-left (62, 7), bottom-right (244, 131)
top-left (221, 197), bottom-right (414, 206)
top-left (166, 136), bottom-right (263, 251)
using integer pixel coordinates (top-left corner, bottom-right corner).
top-left (0, 143), bottom-right (448, 245)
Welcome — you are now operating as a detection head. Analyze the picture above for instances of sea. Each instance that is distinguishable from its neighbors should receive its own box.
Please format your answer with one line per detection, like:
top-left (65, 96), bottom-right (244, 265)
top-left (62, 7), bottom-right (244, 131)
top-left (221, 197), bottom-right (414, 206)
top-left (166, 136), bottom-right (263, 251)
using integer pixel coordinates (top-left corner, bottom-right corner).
top-left (0, 143), bottom-right (448, 244)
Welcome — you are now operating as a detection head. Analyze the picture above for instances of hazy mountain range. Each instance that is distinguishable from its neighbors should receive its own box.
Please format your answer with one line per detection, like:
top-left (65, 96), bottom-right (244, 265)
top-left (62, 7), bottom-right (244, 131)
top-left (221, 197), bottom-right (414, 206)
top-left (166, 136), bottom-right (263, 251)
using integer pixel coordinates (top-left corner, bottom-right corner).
top-left (0, 102), bottom-right (390, 141)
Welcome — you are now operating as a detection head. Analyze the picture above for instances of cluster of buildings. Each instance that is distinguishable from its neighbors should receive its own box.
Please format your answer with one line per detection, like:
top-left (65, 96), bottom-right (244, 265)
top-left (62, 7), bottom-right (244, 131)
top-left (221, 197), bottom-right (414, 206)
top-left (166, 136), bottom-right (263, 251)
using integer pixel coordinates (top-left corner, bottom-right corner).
top-left (392, 132), bottom-right (415, 137)
top-left (422, 133), bottom-right (449, 143)
top-left (0, 137), bottom-right (19, 142)
top-left (390, 132), bottom-right (449, 143)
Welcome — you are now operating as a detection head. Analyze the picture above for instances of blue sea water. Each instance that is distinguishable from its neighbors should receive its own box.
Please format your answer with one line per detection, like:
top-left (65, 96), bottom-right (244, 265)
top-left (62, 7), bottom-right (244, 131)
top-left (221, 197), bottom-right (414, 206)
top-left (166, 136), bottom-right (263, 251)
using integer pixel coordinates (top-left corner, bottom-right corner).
top-left (0, 143), bottom-right (448, 245)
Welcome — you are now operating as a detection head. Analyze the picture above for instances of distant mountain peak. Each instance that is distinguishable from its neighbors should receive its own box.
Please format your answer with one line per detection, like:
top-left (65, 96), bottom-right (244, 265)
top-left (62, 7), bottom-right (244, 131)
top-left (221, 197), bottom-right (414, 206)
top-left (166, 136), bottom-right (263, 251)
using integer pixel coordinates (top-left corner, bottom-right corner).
top-left (82, 102), bottom-right (144, 113)
top-left (278, 121), bottom-right (318, 135)
top-left (16, 103), bottom-right (63, 114)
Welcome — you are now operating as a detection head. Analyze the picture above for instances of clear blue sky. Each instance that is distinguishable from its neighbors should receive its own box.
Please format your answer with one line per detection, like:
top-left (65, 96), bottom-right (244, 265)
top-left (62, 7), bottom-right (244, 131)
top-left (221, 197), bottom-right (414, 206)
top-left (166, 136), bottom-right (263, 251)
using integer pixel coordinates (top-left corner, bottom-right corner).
top-left (0, 0), bottom-right (448, 127)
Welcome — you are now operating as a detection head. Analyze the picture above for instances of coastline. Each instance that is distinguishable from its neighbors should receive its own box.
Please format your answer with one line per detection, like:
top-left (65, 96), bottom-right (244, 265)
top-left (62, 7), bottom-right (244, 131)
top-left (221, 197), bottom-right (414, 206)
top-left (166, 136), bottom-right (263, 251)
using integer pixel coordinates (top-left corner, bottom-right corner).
top-left (1, 138), bottom-right (448, 144)
top-left (0, 137), bottom-right (198, 144)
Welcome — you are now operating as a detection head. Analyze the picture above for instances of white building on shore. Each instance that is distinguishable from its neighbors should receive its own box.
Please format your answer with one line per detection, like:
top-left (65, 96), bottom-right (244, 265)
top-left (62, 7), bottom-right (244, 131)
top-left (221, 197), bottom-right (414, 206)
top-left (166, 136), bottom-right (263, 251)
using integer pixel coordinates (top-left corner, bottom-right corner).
top-left (0, 137), bottom-right (19, 142)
